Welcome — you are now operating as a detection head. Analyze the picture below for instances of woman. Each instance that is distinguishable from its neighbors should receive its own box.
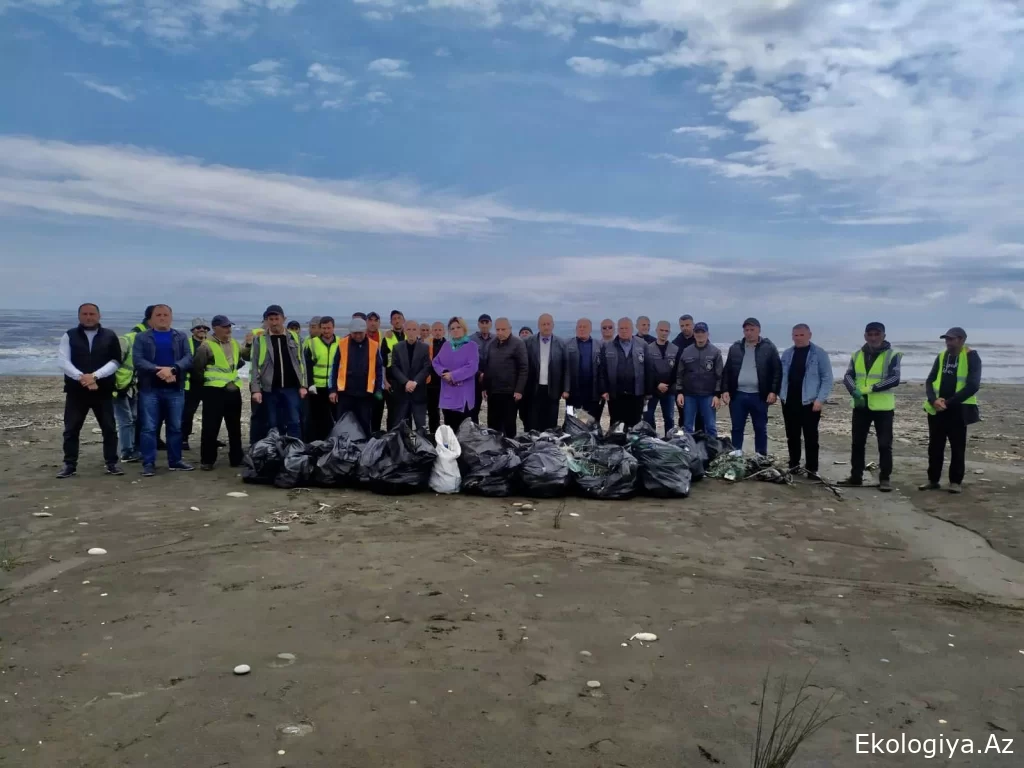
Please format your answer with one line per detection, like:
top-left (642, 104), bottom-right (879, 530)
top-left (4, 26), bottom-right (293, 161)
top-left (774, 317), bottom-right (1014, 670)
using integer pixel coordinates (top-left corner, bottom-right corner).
top-left (432, 317), bottom-right (479, 433)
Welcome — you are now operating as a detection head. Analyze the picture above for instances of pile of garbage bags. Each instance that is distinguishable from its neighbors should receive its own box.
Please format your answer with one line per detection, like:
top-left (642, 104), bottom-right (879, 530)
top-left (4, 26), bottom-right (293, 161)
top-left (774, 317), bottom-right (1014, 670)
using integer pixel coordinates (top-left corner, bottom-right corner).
top-left (243, 412), bottom-right (732, 500)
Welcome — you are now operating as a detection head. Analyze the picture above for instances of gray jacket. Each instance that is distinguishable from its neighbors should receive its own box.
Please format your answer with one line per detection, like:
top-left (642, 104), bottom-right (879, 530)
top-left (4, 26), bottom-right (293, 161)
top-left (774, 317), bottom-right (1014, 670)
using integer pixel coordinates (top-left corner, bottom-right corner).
top-left (598, 337), bottom-right (649, 399)
top-left (676, 342), bottom-right (724, 397)
top-left (249, 332), bottom-right (306, 394)
top-left (647, 340), bottom-right (680, 395)
top-left (525, 335), bottom-right (571, 400)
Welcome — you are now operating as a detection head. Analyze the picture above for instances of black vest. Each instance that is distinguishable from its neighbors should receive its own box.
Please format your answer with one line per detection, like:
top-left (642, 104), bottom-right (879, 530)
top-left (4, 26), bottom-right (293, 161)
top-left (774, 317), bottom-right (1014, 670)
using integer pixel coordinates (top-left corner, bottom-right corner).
top-left (64, 325), bottom-right (121, 395)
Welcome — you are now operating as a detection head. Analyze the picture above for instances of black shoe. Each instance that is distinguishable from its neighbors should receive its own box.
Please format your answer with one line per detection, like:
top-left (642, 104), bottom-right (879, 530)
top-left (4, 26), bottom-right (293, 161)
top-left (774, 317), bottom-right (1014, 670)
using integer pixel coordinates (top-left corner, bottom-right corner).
top-left (838, 476), bottom-right (863, 486)
top-left (229, 461), bottom-right (243, 468)
top-left (169, 461), bottom-right (195, 472)
top-left (948, 483), bottom-right (963, 494)
top-left (918, 481), bottom-right (941, 491)
top-left (105, 462), bottom-right (124, 476)
top-left (200, 463), bottom-right (215, 471)
top-left (217, 440), bottom-right (227, 448)
top-left (879, 478), bottom-right (893, 492)
top-left (56, 463), bottom-right (77, 479)
top-left (181, 441), bottom-right (191, 452)
top-left (121, 452), bottom-right (142, 463)
top-left (142, 464), bottom-right (156, 477)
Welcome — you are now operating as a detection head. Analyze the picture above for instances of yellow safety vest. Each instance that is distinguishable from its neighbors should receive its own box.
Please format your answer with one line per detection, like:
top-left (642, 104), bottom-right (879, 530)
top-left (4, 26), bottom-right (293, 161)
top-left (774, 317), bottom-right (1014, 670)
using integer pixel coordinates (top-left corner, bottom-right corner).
top-left (204, 339), bottom-right (242, 389)
top-left (923, 348), bottom-right (977, 414)
top-left (186, 337), bottom-right (197, 391)
top-left (307, 336), bottom-right (339, 389)
top-left (113, 323), bottom-right (147, 394)
top-left (852, 347), bottom-right (900, 411)
top-left (382, 331), bottom-right (401, 367)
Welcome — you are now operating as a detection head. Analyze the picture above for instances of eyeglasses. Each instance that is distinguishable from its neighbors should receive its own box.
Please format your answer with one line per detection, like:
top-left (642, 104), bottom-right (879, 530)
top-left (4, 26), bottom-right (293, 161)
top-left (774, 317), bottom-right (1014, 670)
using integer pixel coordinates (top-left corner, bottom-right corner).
top-left (601, 326), bottom-right (613, 330)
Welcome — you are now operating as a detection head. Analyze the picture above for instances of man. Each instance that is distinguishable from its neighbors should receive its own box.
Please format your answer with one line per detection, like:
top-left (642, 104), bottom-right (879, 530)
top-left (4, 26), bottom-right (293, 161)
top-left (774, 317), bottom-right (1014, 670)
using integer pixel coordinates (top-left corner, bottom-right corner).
top-left (469, 313), bottom-right (495, 424)
top-left (841, 322), bottom-right (902, 492)
top-left (672, 315), bottom-right (696, 350)
top-left (723, 318), bottom-right (782, 457)
top-left (598, 317), bottom-right (650, 427)
top-left (419, 322), bottom-right (431, 341)
top-left (191, 315), bottom-right (244, 470)
top-left (132, 304), bottom-right (194, 476)
top-left (921, 327), bottom-right (981, 494)
top-left (636, 316), bottom-right (656, 345)
top-left (307, 317), bottom-right (322, 347)
top-left (329, 317), bottom-right (384, 436)
top-left (181, 317), bottom-right (210, 452)
top-left (382, 310), bottom-right (406, 429)
top-left (599, 319), bottom-right (615, 344)
top-left (780, 324), bottom-right (834, 476)
top-left (566, 318), bottom-right (602, 422)
top-left (390, 319), bottom-right (431, 430)
top-left (365, 312), bottom-right (388, 431)
top-left (644, 320), bottom-right (679, 435)
top-left (304, 316), bottom-right (339, 441)
top-left (287, 320), bottom-right (302, 340)
top-left (426, 321), bottom-right (446, 435)
top-left (249, 305), bottom-right (307, 442)
top-left (111, 313), bottom-right (148, 463)
top-left (519, 327), bottom-right (533, 340)
top-left (524, 313), bottom-right (570, 432)
top-left (56, 303), bottom-right (123, 478)
top-left (675, 322), bottom-right (723, 435)
top-left (482, 317), bottom-right (528, 438)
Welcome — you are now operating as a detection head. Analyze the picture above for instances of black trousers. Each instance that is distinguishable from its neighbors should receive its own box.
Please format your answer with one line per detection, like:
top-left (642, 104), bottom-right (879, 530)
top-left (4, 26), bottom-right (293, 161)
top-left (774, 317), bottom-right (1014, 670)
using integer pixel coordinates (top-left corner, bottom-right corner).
top-left (63, 390), bottom-right (118, 466)
top-left (394, 396), bottom-right (428, 431)
top-left (372, 392), bottom-right (387, 433)
top-left (608, 395), bottom-right (644, 428)
top-left (337, 394), bottom-right (374, 438)
top-left (182, 385), bottom-right (203, 441)
top-left (201, 387), bottom-right (243, 467)
top-left (487, 393), bottom-right (519, 438)
top-left (249, 399), bottom-right (268, 445)
top-left (851, 408), bottom-right (894, 481)
top-left (306, 390), bottom-right (335, 442)
top-left (470, 377), bottom-right (484, 424)
top-left (782, 400), bottom-right (822, 473)
top-left (443, 407), bottom-right (472, 434)
top-left (928, 410), bottom-right (967, 485)
top-left (530, 386), bottom-right (560, 432)
top-left (426, 386), bottom-right (441, 436)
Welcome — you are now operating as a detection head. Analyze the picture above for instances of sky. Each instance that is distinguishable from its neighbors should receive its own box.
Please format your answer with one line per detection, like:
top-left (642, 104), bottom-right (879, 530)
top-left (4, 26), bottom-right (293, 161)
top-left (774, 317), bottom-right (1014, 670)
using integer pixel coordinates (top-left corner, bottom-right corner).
top-left (1, 0), bottom-right (1023, 329)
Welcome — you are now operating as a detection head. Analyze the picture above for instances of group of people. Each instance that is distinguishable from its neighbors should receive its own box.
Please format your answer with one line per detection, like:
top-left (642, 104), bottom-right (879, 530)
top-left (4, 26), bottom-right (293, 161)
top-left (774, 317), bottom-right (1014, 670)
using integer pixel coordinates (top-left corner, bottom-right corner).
top-left (58, 304), bottom-right (981, 494)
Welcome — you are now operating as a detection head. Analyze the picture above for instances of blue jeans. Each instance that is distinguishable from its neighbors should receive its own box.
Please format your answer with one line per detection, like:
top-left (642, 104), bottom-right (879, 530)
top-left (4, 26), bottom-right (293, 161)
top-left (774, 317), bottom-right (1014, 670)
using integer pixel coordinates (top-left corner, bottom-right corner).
top-left (643, 391), bottom-right (675, 434)
top-left (140, 388), bottom-right (184, 466)
top-left (682, 395), bottom-right (717, 436)
top-left (263, 388), bottom-right (302, 439)
top-left (113, 392), bottom-right (137, 458)
top-left (729, 391), bottom-right (768, 455)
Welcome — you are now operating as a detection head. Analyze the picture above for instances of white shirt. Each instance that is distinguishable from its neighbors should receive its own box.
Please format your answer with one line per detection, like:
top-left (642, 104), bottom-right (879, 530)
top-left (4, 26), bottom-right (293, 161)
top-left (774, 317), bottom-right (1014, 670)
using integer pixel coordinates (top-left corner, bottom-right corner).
top-left (539, 336), bottom-right (552, 386)
top-left (58, 330), bottom-right (119, 381)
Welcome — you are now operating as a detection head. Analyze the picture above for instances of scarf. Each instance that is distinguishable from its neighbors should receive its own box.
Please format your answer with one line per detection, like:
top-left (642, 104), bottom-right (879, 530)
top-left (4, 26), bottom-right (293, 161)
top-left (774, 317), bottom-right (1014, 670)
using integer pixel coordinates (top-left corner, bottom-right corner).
top-left (450, 336), bottom-right (471, 350)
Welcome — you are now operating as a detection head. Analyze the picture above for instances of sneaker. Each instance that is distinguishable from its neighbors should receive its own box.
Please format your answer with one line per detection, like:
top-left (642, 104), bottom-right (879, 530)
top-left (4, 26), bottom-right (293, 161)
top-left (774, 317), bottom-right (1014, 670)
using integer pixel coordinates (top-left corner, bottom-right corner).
top-left (729, 449), bottom-right (743, 458)
top-left (181, 441), bottom-right (191, 452)
top-left (838, 475), bottom-right (863, 486)
top-left (948, 483), bottom-right (963, 494)
top-left (56, 463), bottom-right (77, 479)
top-left (918, 481), bottom-right (941, 491)
top-left (200, 463), bottom-right (215, 471)
top-left (142, 464), bottom-right (156, 477)
top-left (122, 451), bottom-right (143, 463)
top-left (104, 463), bottom-right (124, 476)
top-left (169, 461), bottom-right (195, 472)
top-left (879, 478), bottom-right (893, 492)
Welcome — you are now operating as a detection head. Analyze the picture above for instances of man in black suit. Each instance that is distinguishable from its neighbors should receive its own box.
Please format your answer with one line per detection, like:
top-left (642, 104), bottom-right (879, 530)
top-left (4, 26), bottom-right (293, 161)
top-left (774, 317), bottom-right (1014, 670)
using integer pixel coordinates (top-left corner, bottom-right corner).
top-left (523, 313), bottom-right (570, 432)
top-left (389, 318), bottom-right (431, 430)
top-left (566, 317), bottom-right (603, 423)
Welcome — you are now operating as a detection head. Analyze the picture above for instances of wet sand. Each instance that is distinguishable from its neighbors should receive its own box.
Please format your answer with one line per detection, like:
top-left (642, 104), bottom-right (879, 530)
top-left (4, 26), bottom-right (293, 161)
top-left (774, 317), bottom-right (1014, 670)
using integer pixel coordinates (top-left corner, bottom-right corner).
top-left (2, 377), bottom-right (1023, 767)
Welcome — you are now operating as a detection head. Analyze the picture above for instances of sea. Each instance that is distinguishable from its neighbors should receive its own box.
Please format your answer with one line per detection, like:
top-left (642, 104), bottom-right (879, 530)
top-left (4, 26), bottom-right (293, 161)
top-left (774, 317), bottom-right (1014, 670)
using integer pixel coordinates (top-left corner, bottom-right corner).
top-left (2, 309), bottom-right (1022, 382)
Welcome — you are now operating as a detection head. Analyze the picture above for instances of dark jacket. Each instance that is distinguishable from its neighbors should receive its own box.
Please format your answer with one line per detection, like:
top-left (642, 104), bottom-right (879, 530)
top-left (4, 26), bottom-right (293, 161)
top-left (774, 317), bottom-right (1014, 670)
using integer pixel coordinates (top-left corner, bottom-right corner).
top-left (133, 328), bottom-right (193, 391)
top-left (63, 325), bottom-right (122, 395)
top-left (672, 332), bottom-right (696, 351)
top-left (647, 340), bottom-right (680, 395)
top-left (724, 337), bottom-right (782, 401)
top-left (676, 341), bottom-right (724, 397)
top-left (598, 337), bottom-right (650, 399)
top-left (390, 340), bottom-right (432, 403)
top-left (328, 336), bottom-right (385, 397)
top-left (925, 348), bottom-right (982, 425)
top-left (566, 336), bottom-right (602, 402)
top-left (525, 335), bottom-right (571, 400)
top-left (482, 335), bottom-right (528, 396)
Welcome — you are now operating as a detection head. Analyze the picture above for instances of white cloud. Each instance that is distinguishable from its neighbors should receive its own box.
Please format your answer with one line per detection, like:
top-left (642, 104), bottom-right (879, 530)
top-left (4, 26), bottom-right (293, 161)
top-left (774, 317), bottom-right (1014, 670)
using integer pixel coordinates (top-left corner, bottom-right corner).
top-left (248, 59), bottom-right (282, 73)
top-left (771, 193), bottom-right (802, 204)
top-left (566, 56), bottom-right (654, 77)
top-left (364, 90), bottom-right (391, 104)
top-left (307, 63), bottom-right (352, 85)
top-left (826, 215), bottom-right (925, 226)
top-left (66, 73), bottom-right (133, 102)
top-left (968, 287), bottom-right (1024, 310)
top-left (194, 73), bottom-right (304, 107)
top-left (591, 31), bottom-right (672, 51)
top-left (671, 125), bottom-right (731, 140)
top-left (321, 99), bottom-right (345, 110)
top-left (434, 47), bottom-right (451, 57)
top-left (651, 153), bottom-right (786, 179)
top-left (368, 58), bottom-right (411, 79)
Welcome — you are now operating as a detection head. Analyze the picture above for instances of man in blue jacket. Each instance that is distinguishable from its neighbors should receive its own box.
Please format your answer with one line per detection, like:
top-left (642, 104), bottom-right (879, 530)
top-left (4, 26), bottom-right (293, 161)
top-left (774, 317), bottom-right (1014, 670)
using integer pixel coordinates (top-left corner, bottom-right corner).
top-left (780, 324), bottom-right (834, 476)
top-left (132, 304), bottom-right (194, 476)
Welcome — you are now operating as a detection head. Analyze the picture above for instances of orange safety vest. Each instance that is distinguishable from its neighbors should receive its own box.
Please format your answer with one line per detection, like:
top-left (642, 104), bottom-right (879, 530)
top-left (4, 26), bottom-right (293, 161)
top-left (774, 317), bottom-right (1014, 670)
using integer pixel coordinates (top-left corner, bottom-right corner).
top-left (337, 336), bottom-right (379, 393)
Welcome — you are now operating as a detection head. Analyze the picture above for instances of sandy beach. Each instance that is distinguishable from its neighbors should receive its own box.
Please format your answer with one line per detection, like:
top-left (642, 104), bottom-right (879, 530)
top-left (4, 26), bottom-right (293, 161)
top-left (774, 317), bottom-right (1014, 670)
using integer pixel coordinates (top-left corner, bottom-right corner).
top-left (2, 376), bottom-right (1023, 767)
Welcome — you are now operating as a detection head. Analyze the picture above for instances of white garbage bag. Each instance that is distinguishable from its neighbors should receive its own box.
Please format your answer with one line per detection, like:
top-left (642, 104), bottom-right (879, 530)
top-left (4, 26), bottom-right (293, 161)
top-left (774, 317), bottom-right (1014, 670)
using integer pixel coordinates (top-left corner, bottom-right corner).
top-left (429, 425), bottom-right (462, 494)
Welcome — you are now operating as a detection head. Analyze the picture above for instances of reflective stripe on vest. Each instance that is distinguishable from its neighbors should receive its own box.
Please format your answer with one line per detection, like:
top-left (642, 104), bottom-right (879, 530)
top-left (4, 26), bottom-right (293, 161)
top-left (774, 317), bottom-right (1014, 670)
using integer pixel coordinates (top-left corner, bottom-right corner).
top-left (852, 348), bottom-right (897, 412)
top-left (185, 336), bottom-right (197, 391)
top-left (253, 331), bottom-right (300, 367)
top-left (381, 332), bottom-right (401, 367)
top-left (308, 336), bottom-right (339, 389)
top-left (114, 330), bottom-right (140, 392)
top-left (923, 348), bottom-right (977, 414)
top-left (204, 339), bottom-right (242, 388)
top-left (337, 337), bottom-right (379, 393)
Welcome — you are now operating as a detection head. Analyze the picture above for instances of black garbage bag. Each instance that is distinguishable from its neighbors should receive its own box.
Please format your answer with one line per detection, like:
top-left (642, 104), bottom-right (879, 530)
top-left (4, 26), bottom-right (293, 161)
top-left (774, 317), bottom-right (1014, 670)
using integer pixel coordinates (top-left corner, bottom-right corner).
top-left (665, 427), bottom-right (706, 481)
top-left (604, 421), bottom-right (629, 446)
top-left (312, 436), bottom-right (365, 486)
top-left (457, 420), bottom-right (522, 497)
top-left (630, 437), bottom-right (692, 498)
top-left (519, 441), bottom-right (570, 498)
top-left (241, 428), bottom-right (285, 484)
top-left (563, 412), bottom-right (600, 438)
top-left (569, 444), bottom-right (639, 500)
top-left (357, 422), bottom-right (437, 494)
top-left (274, 436), bottom-right (315, 489)
top-left (694, 431), bottom-right (734, 468)
top-left (329, 410), bottom-right (370, 443)
top-left (627, 420), bottom-right (657, 440)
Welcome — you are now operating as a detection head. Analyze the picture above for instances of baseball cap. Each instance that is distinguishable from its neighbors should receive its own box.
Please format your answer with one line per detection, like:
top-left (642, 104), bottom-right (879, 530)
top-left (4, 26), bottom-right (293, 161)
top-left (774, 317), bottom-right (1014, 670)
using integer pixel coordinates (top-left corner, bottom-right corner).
top-left (211, 315), bottom-right (232, 328)
top-left (287, 320), bottom-right (301, 330)
top-left (367, 311), bottom-right (380, 321)
top-left (865, 321), bottom-right (886, 333)
top-left (349, 317), bottom-right (368, 333)
top-left (263, 304), bottom-right (284, 318)
top-left (190, 317), bottom-right (210, 331)
top-left (309, 316), bottom-right (322, 325)
top-left (694, 322), bottom-right (709, 333)
top-left (478, 313), bottom-right (492, 323)
top-left (940, 326), bottom-right (967, 340)
top-left (742, 317), bottom-right (760, 328)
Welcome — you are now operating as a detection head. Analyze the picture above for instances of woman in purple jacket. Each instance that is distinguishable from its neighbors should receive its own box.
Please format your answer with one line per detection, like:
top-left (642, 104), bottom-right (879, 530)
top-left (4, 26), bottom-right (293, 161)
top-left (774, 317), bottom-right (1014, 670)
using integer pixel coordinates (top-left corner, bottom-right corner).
top-left (432, 316), bottom-right (479, 432)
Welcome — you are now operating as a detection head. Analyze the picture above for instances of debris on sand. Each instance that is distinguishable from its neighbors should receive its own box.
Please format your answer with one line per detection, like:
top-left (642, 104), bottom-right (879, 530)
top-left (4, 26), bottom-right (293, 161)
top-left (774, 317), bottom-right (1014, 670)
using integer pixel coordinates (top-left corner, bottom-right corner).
top-left (630, 632), bottom-right (658, 642)
top-left (32, 512), bottom-right (53, 518)
top-left (190, 506), bottom-right (200, 511)
top-left (91, 428), bottom-right (102, 434)
top-left (586, 680), bottom-right (602, 689)
top-left (226, 491), bottom-right (248, 498)
top-left (579, 650), bottom-right (592, 657)
top-left (87, 548), bottom-right (107, 555)
top-left (270, 525), bottom-right (290, 532)
top-left (233, 664), bottom-right (251, 675)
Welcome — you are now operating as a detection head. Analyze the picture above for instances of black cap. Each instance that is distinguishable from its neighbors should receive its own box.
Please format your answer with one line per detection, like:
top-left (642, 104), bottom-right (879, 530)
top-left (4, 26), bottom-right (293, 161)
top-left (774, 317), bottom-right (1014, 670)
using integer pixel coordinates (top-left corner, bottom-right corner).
top-left (211, 315), bottom-right (232, 328)
top-left (742, 317), bottom-right (760, 328)
top-left (940, 326), bottom-right (967, 340)
top-left (390, 309), bottom-right (404, 319)
top-left (694, 322), bottom-right (709, 333)
top-left (143, 305), bottom-right (156, 322)
top-left (478, 313), bottom-right (492, 323)
top-left (287, 320), bottom-right (301, 330)
top-left (865, 321), bottom-right (886, 333)
top-left (263, 304), bottom-right (284, 318)
top-left (367, 311), bottom-right (380, 321)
